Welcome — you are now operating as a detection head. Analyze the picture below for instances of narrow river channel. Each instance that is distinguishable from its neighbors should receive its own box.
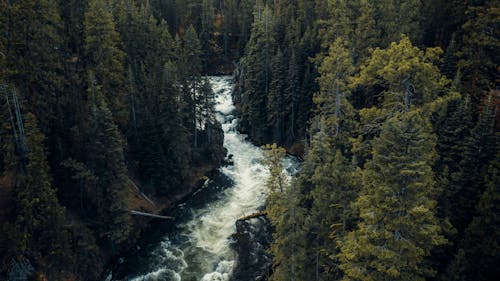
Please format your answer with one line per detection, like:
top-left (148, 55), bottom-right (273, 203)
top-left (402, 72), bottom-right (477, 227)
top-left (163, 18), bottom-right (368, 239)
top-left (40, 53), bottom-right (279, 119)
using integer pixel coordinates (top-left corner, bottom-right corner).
top-left (108, 76), bottom-right (298, 281)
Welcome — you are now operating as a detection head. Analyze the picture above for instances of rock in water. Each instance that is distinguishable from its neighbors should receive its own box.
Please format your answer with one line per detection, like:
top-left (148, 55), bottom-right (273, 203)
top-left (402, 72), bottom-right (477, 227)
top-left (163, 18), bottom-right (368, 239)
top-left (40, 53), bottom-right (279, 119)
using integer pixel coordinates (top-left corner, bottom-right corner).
top-left (231, 216), bottom-right (273, 281)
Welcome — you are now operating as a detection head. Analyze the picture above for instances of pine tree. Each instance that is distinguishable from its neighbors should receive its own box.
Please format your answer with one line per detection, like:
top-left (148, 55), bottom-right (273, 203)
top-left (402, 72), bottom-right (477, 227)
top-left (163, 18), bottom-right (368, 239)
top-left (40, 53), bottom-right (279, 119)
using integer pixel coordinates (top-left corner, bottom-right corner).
top-left (310, 145), bottom-right (361, 280)
top-left (263, 144), bottom-right (309, 281)
top-left (434, 96), bottom-right (474, 222)
top-left (315, 38), bottom-right (356, 151)
top-left (307, 38), bottom-right (361, 276)
top-left (177, 25), bottom-right (204, 149)
top-left (317, 0), bottom-right (358, 51)
top-left (449, 93), bottom-right (497, 232)
top-left (284, 50), bottom-right (300, 143)
top-left (373, 0), bottom-right (424, 46)
top-left (267, 48), bottom-right (287, 144)
top-left (200, 0), bottom-right (215, 68)
top-left (457, 2), bottom-right (500, 107)
top-left (354, 0), bottom-right (378, 63)
top-left (339, 111), bottom-right (447, 281)
top-left (440, 143), bottom-right (499, 281)
top-left (84, 0), bottom-right (128, 126)
top-left (15, 113), bottom-right (74, 276)
top-left (353, 36), bottom-right (449, 142)
top-left (240, 3), bottom-right (276, 143)
top-left (0, 0), bottom-right (64, 132)
top-left (157, 61), bottom-right (192, 189)
top-left (85, 74), bottom-right (131, 247)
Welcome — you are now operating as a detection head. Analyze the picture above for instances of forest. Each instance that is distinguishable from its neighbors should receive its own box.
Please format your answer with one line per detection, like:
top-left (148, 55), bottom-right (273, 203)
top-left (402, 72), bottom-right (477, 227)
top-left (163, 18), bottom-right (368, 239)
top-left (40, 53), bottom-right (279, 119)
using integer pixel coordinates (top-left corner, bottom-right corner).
top-left (0, 0), bottom-right (498, 280)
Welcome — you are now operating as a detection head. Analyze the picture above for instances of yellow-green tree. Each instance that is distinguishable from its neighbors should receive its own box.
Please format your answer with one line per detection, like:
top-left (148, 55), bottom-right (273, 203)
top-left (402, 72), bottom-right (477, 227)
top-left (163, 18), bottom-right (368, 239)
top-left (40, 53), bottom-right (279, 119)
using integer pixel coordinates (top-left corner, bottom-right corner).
top-left (339, 111), bottom-right (447, 281)
top-left (263, 144), bottom-right (309, 281)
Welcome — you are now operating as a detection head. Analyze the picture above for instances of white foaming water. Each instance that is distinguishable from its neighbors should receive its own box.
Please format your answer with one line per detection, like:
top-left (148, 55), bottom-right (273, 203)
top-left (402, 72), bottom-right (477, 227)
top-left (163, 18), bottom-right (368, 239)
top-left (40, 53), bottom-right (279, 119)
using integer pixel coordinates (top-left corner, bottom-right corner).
top-left (126, 76), bottom-right (295, 281)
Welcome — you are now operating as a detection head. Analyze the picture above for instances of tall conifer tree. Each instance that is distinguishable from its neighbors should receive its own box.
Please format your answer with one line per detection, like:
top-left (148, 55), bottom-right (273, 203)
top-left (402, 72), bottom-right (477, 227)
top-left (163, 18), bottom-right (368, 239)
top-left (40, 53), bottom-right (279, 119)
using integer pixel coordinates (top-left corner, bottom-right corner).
top-left (339, 111), bottom-right (447, 281)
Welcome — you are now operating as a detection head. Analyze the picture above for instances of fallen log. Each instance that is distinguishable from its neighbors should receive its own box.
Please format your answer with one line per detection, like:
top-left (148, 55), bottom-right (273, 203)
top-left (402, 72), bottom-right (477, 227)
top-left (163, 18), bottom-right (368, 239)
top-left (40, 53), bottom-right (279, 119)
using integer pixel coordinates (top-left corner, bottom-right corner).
top-left (130, 210), bottom-right (173, 220)
top-left (237, 211), bottom-right (267, 222)
top-left (127, 177), bottom-right (156, 207)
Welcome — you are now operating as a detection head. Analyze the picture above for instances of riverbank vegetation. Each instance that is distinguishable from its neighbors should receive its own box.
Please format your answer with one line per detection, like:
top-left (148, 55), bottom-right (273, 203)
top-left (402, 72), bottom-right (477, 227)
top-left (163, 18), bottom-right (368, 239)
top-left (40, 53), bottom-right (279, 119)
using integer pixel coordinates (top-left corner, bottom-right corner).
top-left (261, 1), bottom-right (498, 281)
top-left (0, 1), bottom-right (230, 279)
top-left (0, 0), bottom-right (498, 280)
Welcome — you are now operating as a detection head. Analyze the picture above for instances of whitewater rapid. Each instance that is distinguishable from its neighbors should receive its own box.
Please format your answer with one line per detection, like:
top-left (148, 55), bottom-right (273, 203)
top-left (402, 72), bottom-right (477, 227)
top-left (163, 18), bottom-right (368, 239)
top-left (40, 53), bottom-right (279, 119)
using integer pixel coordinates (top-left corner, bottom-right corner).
top-left (114, 76), bottom-right (295, 281)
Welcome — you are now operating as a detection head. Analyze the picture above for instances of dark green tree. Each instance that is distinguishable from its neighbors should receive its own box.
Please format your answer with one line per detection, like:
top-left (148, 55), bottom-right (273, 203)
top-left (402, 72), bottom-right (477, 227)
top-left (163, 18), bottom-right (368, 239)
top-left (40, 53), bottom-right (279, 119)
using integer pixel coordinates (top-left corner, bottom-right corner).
top-left (176, 25), bottom-right (203, 149)
top-left (84, 0), bottom-right (128, 126)
top-left (457, 3), bottom-right (500, 107)
top-left (0, 0), bottom-right (64, 132)
top-left (374, 0), bottom-right (424, 46)
top-left (85, 74), bottom-right (131, 248)
top-left (267, 48), bottom-right (287, 143)
top-left (14, 113), bottom-right (74, 277)
top-left (440, 142), bottom-right (499, 281)
top-left (240, 3), bottom-right (275, 143)
top-left (448, 93), bottom-right (497, 232)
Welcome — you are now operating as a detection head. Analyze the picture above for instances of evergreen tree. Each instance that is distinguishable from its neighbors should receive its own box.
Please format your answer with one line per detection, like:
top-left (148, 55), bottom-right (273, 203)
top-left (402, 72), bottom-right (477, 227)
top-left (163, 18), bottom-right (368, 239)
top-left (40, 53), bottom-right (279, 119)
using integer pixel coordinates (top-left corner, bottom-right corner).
top-left (267, 48), bottom-right (287, 144)
top-left (373, 0), bottom-right (424, 46)
top-left (263, 144), bottom-right (309, 281)
top-left (284, 50), bottom-right (300, 143)
top-left (434, 96), bottom-right (474, 222)
top-left (354, 0), bottom-right (378, 63)
top-left (200, 0), bottom-right (215, 68)
top-left (0, 0), bottom-right (64, 132)
top-left (310, 145), bottom-right (361, 280)
top-left (240, 3), bottom-right (275, 143)
top-left (339, 111), bottom-right (447, 281)
top-left (303, 38), bottom-right (361, 279)
top-left (85, 74), bottom-right (131, 247)
top-left (317, 0), bottom-right (358, 51)
top-left (315, 38), bottom-right (356, 150)
top-left (177, 25), bottom-right (204, 149)
top-left (84, 0), bottom-right (128, 126)
top-left (457, 2), bottom-right (500, 107)
top-left (449, 93), bottom-right (497, 232)
top-left (441, 143), bottom-right (500, 281)
top-left (353, 35), bottom-right (450, 150)
top-left (117, 2), bottom-right (193, 194)
top-left (355, 36), bottom-right (448, 111)
top-left (14, 113), bottom-right (74, 277)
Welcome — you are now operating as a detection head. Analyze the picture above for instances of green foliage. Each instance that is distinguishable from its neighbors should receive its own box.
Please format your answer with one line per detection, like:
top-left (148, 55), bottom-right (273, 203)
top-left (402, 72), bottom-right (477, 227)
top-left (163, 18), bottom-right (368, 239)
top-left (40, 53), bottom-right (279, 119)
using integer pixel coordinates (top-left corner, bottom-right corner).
top-left (84, 77), bottom-right (132, 247)
top-left (315, 38), bottom-right (356, 150)
top-left (0, 0), bottom-right (64, 132)
top-left (239, 4), bottom-right (276, 143)
top-left (354, 36), bottom-right (449, 112)
top-left (310, 145), bottom-right (361, 279)
top-left (1, 0), bottom-right (498, 279)
top-left (15, 113), bottom-right (74, 275)
top-left (263, 144), bottom-right (310, 281)
top-left (267, 49), bottom-right (287, 143)
top-left (373, 0), bottom-right (424, 46)
top-left (457, 3), bottom-right (500, 106)
top-left (447, 94), bottom-right (497, 232)
top-left (434, 96), bottom-right (473, 225)
top-left (84, 0), bottom-right (128, 126)
top-left (237, 1), bottom-right (322, 146)
top-left (339, 111), bottom-right (447, 281)
top-left (441, 144), bottom-right (500, 281)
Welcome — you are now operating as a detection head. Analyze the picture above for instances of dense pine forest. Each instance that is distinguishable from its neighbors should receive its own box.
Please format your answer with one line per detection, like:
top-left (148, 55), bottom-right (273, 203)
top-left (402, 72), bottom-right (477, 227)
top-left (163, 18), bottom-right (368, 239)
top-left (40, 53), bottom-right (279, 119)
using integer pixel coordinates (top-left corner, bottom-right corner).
top-left (0, 0), bottom-right (498, 280)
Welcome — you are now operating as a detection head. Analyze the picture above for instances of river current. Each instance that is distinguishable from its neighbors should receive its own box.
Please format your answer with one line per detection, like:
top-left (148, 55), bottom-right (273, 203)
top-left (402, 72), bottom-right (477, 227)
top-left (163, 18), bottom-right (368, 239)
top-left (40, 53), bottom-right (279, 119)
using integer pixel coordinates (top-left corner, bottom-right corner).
top-left (108, 76), bottom-right (297, 281)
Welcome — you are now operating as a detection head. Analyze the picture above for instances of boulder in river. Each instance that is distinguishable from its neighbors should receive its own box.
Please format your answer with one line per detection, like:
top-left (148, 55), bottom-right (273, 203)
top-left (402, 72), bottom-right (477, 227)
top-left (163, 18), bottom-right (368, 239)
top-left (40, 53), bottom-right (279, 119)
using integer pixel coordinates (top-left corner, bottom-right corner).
top-left (231, 216), bottom-right (273, 281)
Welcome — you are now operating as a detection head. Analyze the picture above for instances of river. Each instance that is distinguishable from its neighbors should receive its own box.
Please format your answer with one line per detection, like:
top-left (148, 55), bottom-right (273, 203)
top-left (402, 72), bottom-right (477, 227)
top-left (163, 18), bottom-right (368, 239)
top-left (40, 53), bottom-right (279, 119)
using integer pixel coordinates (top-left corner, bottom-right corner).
top-left (108, 76), bottom-right (298, 281)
